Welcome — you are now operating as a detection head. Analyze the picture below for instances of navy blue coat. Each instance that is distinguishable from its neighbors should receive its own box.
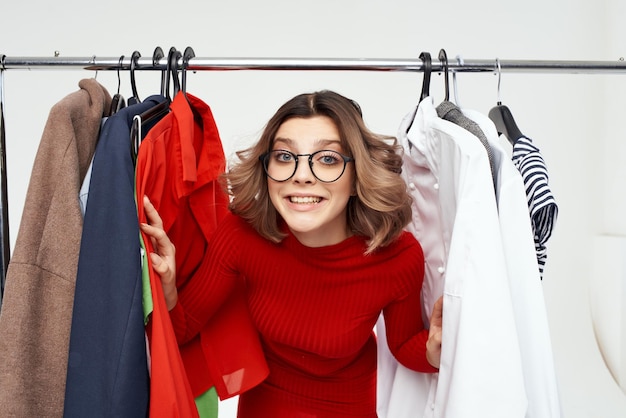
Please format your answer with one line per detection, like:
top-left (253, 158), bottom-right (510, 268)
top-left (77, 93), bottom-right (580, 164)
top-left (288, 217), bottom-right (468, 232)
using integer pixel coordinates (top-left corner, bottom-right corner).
top-left (64, 95), bottom-right (168, 417)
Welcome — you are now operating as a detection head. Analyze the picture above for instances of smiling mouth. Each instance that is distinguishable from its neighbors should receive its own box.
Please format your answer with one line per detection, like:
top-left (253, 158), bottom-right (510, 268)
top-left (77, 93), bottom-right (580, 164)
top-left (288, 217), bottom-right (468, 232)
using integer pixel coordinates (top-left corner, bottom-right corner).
top-left (289, 196), bottom-right (322, 204)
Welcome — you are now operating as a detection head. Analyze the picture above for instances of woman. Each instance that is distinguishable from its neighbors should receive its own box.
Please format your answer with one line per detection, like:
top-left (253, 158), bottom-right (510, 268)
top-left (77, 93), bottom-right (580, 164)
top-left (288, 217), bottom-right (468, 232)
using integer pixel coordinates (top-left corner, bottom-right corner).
top-left (141, 90), bottom-right (442, 417)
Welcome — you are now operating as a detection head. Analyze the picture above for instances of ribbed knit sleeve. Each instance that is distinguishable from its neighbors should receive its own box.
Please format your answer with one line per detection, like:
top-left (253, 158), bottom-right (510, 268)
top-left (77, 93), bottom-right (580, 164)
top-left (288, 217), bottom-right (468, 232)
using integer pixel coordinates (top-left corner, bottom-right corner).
top-left (383, 286), bottom-right (438, 373)
top-left (380, 234), bottom-right (438, 373)
top-left (169, 213), bottom-right (245, 344)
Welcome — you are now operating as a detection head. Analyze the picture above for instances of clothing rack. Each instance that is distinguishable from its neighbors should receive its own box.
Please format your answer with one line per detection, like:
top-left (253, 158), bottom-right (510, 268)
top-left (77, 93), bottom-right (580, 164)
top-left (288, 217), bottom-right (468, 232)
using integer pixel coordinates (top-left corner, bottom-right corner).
top-left (2, 54), bottom-right (626, 73)
top-left (1, 51), bottom-right (626, 305)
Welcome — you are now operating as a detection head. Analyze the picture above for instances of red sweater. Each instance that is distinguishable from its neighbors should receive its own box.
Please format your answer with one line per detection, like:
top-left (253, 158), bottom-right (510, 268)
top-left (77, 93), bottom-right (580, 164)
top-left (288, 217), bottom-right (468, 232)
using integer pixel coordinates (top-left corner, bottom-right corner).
top-left (170, 213), bottom-right (437, 417)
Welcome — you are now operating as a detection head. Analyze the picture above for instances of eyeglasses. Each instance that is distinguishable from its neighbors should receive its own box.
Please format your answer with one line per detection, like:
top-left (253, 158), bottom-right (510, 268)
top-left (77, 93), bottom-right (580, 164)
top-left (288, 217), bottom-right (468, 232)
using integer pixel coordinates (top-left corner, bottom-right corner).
top-left (259, 149), bottom-right (354, 183)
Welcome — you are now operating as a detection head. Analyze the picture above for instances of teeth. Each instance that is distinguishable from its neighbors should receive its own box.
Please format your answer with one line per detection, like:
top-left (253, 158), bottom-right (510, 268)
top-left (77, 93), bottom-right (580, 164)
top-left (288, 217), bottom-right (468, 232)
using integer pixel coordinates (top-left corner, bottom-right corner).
top-left (290, 196), bottom-right (321, 204)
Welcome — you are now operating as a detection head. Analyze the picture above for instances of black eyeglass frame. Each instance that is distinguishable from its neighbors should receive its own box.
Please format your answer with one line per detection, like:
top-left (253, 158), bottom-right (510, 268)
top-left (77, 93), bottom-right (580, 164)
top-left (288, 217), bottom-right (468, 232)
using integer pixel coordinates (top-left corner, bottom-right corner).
top-left (259, 149), bottom-right (354, 183)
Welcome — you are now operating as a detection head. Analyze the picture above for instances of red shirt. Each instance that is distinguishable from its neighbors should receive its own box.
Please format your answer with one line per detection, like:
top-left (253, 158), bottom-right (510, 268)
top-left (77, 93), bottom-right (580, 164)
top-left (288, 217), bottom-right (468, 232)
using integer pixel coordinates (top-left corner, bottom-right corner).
top-left (136, 92), bottom-right (267, 417)
top-left (170, 213), bottom-right (436, 417)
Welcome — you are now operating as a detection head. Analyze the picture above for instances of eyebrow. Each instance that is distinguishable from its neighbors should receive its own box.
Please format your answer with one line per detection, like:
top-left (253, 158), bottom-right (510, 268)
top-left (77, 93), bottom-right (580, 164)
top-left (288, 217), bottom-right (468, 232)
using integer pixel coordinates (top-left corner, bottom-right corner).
top-left (273, 137), bottom-right (342, 148)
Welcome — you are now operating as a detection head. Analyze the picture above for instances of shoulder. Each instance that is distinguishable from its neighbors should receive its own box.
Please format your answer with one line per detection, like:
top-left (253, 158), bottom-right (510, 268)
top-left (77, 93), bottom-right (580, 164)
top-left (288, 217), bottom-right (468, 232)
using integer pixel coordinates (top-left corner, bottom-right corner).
top-left (210, 211), bottom-right (264, 247)
top-left (380, 231), bottom-right (425, 295)
top-left (205, 213), bottom-right (256, 266)
top-left (386, 231), bottom-right (424, 259)
top-left (366, 231), bottom-right (424, 276)
top-left (378, 231), bottom-right (424, 277)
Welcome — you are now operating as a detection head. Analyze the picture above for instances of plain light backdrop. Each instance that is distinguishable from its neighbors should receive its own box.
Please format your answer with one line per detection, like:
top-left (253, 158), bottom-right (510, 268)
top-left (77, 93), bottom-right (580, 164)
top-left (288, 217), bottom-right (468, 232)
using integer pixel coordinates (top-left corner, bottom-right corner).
top-left (1, 1), bottom-right (626, 417)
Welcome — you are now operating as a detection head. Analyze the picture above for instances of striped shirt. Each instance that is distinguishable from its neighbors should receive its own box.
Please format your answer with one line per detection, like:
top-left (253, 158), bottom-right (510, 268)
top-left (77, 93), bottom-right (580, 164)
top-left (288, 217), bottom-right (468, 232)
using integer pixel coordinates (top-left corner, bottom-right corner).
top-left (511, 136), bottom-right (558, 279)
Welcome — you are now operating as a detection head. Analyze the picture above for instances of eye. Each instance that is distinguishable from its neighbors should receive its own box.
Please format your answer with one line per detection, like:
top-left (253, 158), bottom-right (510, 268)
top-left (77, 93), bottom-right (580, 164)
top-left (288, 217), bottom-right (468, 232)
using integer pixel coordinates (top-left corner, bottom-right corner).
top-left (315, 151), bottom-right (342, 166)
top-left (273, 150), bottom-right (295, 163)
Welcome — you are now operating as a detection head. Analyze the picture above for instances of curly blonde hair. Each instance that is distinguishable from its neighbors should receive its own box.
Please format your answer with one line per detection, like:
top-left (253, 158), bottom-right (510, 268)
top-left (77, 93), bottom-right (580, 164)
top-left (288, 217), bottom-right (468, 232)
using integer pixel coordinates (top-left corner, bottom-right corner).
top-left (223, 90), bottom-right (412, 254)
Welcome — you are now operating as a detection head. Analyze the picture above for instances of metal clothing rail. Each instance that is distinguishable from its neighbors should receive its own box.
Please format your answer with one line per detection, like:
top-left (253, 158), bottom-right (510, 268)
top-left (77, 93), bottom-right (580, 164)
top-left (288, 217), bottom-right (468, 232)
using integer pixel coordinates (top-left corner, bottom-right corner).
top-left (3, 54), bottom-right (626, 74)
top-left (1, 51), bottom-right (626, 305)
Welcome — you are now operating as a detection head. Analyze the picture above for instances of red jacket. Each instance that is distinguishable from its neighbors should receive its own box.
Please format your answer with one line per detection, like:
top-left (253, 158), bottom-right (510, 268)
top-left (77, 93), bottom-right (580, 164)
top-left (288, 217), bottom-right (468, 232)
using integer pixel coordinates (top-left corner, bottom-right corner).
top-left (135, 91), bottom-right (268, 417)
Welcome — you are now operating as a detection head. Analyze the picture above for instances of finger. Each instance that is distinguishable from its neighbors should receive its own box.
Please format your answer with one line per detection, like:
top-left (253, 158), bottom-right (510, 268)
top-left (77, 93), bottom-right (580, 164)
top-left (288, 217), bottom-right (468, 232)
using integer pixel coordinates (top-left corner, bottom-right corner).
top-left (432, 329), bottom-right (442, 344)
top-left (434, 295), bottom-right (443, 311)
top-left (143, 195), bottom-right (164, 229)
top-left (149, 252), bottom-right (176, 287)
top-left (429, 320), bottom-right (442, 336)
top-left (149, 252), bottom-right (178, 310)
top-left (140, 196), bottom-right (175, 255)
top-left (150, 252), bottom-right (168, 274)
top-left (430, 296), bottom-right (443, 326)
top-left (140, 221), bottom-right (176, 258)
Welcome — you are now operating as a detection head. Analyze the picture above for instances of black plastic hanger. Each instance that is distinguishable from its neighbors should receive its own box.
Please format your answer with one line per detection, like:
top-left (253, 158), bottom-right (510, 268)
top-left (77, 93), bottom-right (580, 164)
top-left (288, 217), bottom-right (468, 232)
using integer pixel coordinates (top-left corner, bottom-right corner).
top-left (182, 46), bottom-right (195, 95)
top-left (489, 105), bottom-right (524, 146)
top-left (419, 51), bottom-right (432, 103)
top-left (405, 51), bottom-right (432, 134)
top-left (109, 55), bottom-right (126, 115)
top-left (129, 50), bottom-right (141, 103)
top-left (488, 58), bottom-right (524, 145)
top-left (129, 47), bottom-right (173, 164)
top-left (165, 47), bottom-right (182, 99)
top-left (438, 49), bottom-right (450, 102)
top-left (130, 97), bottom-right (170, 163)
top-left (153, 46), bottom-right (166, 97)
top-left (141, 48), bottom-right (176, 122)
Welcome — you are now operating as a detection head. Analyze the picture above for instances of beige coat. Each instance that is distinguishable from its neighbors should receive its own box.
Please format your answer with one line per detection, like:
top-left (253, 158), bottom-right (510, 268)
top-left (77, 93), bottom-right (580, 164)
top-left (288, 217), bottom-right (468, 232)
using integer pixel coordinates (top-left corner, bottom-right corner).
top-left (0, 79), bottom-right (111, 417)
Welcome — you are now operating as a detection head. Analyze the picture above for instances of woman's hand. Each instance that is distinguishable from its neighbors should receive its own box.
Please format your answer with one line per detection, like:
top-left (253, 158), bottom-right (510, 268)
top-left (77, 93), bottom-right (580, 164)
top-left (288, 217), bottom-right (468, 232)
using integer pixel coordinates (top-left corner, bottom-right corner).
top-left (426, 296), bottom-right (443, 368)
top-left (140, 195), bottom-right (178, 310)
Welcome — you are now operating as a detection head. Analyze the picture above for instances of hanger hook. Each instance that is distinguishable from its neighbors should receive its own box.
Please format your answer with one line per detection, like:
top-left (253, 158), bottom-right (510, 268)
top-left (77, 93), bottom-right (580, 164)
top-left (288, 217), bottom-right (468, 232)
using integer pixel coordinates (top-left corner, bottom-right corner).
top-left (130, 50), bottom-right (141, 101)
top-left (152, 46), bottom-right (165, 96)
top-left (116, 55), bottom-right (124, 95)
top-left (419, 51), bottom-right (432, 102)
top-left (92, 54), bottom-right (98, 79)
top-left (174, 50), bottom-right (182, 95)
top-left (495, 57), bottom-right (502, 105)
top-left (182, 46), bottom-right (196, 94)
top-left (453, 54), bottom-right (463, 106)
top-left (165, 47), bottom-right (181, 99)
top-left (1, 55), bottom-right (5, 105)
top-left (438, 49), bottom-right (449, 101)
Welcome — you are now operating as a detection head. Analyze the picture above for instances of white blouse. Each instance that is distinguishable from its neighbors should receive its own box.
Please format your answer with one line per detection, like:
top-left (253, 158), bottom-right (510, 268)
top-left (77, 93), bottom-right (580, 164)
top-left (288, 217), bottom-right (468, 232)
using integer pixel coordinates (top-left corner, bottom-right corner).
top-left (377, 97), bottom-right (527, 418)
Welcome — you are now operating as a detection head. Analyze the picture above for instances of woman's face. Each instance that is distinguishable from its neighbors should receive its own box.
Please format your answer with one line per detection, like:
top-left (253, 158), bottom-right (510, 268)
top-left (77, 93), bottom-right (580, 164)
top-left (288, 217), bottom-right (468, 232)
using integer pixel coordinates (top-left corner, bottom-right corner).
top-left (267, 116), bottom-right (354, 247)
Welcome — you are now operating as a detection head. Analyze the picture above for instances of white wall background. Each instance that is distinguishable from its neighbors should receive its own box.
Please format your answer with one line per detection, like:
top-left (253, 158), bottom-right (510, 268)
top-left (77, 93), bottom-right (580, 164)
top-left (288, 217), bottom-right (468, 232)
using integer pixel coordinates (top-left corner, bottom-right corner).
top-left (2, 1), bottom-right (626, 417)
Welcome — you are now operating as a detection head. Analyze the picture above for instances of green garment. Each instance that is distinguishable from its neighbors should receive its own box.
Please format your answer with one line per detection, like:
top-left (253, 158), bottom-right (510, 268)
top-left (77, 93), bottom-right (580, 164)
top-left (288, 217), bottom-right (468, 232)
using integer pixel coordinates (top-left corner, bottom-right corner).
top-left (195, 387), bottom-right (218, 418)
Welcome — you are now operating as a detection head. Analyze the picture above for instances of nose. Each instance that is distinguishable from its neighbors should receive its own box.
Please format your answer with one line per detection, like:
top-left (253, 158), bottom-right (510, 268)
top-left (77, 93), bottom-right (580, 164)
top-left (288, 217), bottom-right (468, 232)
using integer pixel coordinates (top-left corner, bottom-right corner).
top-left (292, 157), bottom-right (316, 183)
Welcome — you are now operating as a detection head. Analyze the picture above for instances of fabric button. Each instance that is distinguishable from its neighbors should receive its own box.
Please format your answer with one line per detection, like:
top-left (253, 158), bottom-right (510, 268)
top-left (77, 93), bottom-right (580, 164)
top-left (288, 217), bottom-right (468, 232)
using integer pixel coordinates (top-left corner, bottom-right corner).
top-left (437, 266), bottom-right (445, 274)
top-left (433, 182), bottom-right (439, 190)
top-left (409, 182), bottom-right (416, 189)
